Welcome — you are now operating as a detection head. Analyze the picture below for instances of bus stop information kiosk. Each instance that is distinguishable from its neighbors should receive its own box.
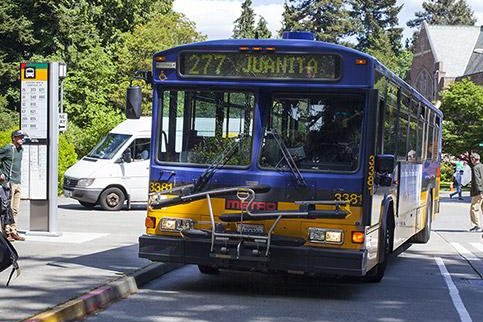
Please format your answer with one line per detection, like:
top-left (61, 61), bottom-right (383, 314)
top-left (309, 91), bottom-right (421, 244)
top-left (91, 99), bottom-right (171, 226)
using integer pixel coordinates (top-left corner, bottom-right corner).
top-left (20, 62), bottom-right (66, 235)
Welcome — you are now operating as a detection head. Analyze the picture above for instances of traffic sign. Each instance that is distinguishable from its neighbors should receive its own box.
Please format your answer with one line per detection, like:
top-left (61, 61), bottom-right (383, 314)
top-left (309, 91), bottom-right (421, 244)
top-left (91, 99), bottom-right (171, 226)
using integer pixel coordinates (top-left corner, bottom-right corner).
top-left (59, 112), bottom-right (68, 132)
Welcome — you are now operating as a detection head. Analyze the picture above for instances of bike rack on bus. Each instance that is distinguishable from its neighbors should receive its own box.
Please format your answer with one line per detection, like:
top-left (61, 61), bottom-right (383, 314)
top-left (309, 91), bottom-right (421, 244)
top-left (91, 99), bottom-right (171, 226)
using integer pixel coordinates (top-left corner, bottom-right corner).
top-left (149, 185), bottom-right (351, 261)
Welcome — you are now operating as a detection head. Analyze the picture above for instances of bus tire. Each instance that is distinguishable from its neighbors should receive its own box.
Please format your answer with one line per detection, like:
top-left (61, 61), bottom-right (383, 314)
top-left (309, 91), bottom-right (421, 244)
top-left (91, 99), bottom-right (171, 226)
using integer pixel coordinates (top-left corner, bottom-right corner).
top-left (363, 212), bottom-right (394, 283)
top-left (410, 196), bottom-right (432, 243)
top-left (198, 265), bottom-right (220, 275)
top-left (79, 201), bottom-right (96, 209)
top-left (99, 187), bottom-right (125, 211)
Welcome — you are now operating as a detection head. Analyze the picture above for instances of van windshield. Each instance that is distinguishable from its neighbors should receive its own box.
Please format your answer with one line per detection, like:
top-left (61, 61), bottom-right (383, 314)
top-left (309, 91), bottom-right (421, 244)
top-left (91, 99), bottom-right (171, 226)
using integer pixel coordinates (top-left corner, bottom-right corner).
top-left (87, 133), bottom-right (131, 159)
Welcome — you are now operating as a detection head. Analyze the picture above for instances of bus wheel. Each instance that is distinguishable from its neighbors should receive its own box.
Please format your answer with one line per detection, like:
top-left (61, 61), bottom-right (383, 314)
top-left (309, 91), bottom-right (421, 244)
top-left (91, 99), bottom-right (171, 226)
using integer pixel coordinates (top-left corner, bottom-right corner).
top-left (363, 215), bottom-right (394, 283)
top-left (99, 187), bottom-right (125, 211)
top-left (79, 201), bottom-right (96, 209)
top-left (410, 196), bottom-right (432, 243)
top-left (198, 265), bottom-right (220, 275)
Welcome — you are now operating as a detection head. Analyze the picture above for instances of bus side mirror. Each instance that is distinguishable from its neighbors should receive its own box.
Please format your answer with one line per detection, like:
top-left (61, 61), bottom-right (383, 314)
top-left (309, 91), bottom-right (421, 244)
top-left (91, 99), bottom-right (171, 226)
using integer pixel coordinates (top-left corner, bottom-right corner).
top-left (376, 154), bottom-right (395, 186)
top-left (126, 85), bottom-right (142, 119)
top-left (376, 154), bottom-right (395, 173)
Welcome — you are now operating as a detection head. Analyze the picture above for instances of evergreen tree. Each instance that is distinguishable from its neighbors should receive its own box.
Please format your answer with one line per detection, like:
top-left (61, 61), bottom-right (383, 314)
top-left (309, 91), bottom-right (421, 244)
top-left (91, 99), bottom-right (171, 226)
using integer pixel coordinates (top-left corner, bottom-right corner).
top-left (255, 16), bottom-right (272, 39)
top-left (280, 0), bottom-right (353, 43)
top-left (279, 1), bottom-right (304, 35)
top-left (350, 0), bottom-right (403, 54)
top-left (407, 0), bottom-right (477, 29)
top-left (233, 0), bottom-right (256, 39)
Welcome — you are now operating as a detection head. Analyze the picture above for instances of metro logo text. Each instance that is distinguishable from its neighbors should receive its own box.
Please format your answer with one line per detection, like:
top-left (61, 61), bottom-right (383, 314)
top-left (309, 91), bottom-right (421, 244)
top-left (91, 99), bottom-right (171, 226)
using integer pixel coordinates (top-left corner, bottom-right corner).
top-left (225, 199), bottom-right (277, 211)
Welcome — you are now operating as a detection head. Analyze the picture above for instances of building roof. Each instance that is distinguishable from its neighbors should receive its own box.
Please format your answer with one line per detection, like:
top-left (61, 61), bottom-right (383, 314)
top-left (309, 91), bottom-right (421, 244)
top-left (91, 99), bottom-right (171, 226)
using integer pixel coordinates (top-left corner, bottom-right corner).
top-left (464, 28), bottom-right (483, 75)
top-left (425, 22), bottom-right (482, 78)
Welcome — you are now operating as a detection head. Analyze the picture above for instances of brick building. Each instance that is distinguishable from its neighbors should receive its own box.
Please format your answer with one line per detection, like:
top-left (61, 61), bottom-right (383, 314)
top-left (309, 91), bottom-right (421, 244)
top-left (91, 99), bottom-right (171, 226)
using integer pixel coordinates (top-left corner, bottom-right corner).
top-left (409, 22), bottom-right (483, 102)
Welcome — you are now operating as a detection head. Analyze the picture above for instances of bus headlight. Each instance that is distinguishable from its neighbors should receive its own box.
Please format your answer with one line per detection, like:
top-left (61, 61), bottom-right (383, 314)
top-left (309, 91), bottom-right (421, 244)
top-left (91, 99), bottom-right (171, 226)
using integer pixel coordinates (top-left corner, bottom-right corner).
top-left (308, 228), bottom-right (344, 244)
top-left (160, 218), bottom-right (194, 232)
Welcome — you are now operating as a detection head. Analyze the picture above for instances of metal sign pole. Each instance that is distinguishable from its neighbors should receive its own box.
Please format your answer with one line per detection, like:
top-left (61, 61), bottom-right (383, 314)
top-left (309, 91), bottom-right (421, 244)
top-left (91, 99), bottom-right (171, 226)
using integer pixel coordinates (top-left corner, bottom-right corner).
top-left (48, 62), bottom-right (60, 234)
top-left (21, 61), bottom-right (64, 236)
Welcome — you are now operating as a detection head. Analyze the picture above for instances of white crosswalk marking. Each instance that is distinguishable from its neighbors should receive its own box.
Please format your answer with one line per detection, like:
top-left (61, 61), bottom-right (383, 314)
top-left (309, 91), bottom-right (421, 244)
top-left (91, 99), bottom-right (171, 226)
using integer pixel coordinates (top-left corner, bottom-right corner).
top-left (469, 242), bottom-right (483, 253)
top-left (450, 242), bottom-right (481, 261)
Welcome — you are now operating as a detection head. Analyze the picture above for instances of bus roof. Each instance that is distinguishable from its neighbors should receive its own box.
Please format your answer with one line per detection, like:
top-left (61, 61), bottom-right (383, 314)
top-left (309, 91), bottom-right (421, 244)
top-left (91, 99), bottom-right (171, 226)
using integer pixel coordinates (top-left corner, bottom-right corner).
top-left (154, 37), bottom-right (441, 117)
top-left (155, 38), bottom-right (372, 60)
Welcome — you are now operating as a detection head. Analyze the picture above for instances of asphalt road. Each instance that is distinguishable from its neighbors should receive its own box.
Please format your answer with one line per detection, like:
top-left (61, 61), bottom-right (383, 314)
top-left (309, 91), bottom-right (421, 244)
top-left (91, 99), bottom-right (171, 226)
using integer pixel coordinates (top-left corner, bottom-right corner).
top-left (85, 193), bottom-right (483, 322)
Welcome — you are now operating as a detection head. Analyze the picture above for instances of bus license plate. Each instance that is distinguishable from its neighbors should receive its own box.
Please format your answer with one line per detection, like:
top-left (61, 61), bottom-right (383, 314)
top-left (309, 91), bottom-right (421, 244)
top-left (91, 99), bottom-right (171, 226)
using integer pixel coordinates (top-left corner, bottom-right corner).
top-left (237, 224), bottom-right (264, 235)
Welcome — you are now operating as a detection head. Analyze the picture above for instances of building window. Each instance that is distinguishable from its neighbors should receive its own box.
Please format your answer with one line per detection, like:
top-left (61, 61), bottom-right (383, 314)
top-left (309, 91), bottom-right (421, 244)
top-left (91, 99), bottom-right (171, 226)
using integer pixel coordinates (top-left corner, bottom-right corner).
top-left (416, 69), bottom-right (432, 100)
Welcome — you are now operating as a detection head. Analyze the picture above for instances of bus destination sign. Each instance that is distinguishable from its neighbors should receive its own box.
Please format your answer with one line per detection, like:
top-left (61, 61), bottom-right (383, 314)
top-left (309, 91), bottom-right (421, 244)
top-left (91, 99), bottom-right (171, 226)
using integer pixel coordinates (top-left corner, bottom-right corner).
top-left (179, 52), bottom-right (340, 80)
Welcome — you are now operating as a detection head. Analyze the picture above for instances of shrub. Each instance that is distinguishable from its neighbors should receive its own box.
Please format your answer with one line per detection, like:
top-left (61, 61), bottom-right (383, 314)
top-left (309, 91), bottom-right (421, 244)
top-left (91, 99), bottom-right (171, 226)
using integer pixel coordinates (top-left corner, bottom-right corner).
top-left (440, 161), bottom-right (453, 184)
top-left (58, 134), bottom-right (78, 194)
top-left (0, 127), bottom-right (18, 147)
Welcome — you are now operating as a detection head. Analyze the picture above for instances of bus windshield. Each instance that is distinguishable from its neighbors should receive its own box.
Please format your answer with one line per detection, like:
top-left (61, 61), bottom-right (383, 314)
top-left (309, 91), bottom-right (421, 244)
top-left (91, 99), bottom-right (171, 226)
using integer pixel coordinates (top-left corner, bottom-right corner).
top-left (87, 133), bottom-right (131, 159)
top-left (260, 93), bottom-right (364, 172)
top-left (158, 89), bottom-right (254, 166)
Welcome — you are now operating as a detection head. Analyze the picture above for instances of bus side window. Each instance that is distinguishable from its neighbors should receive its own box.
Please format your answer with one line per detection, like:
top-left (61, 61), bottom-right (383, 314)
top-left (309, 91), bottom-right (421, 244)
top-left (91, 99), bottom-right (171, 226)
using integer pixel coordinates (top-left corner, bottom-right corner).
top-left (397, 92), bottom-right (410, 160)
top-left (383, 82), bottom-right (398, 155)
top-left (407, 99), bottom-right (419, 162)
top-left (433, 116), bottom-right (441, 160)
top-left (374, 71), bottom-right (386, 155)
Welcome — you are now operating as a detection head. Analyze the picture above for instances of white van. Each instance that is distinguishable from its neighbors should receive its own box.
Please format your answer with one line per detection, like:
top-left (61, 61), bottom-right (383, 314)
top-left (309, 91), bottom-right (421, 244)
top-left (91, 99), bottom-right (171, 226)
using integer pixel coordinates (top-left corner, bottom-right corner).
top-left (63, 117), bottom-right (151, 210)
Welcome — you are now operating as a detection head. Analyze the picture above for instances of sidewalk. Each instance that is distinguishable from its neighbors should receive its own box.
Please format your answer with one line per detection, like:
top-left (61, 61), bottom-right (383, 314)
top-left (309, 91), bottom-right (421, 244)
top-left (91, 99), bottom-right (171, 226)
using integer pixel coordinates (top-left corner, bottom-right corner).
top-left (0, 197), bottom-right (169, 322)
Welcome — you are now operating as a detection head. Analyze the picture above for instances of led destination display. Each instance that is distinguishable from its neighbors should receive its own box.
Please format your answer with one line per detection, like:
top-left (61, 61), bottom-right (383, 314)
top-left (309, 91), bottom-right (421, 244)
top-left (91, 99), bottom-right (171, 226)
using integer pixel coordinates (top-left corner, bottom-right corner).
top-left (179, 52), bottom-right (340, 80)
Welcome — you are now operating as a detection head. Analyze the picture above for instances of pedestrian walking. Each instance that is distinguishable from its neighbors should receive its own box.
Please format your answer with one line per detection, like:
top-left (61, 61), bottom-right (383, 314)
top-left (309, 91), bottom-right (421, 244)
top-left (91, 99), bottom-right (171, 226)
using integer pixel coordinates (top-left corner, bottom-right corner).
top-left (468, 152), bottom-right (483, 232)
top-left (0, 130), bottom-right (26, 241)
top-left (450, 169), bottom-right (464, 200)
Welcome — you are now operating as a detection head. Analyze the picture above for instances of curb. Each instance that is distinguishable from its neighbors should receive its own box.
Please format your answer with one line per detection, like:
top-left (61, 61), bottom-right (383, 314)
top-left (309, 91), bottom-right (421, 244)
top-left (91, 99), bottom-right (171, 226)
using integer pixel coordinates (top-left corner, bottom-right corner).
top-left (23, 262), bottom-right (182, 322)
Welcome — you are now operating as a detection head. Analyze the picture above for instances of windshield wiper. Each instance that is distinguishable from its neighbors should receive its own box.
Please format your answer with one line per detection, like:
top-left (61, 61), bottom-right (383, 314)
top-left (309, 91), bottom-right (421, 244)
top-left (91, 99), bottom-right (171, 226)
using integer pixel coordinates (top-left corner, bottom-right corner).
top-left (192, 133), bottom-right (247, 193)
top-left (266, 129), bottom-right (307, 187)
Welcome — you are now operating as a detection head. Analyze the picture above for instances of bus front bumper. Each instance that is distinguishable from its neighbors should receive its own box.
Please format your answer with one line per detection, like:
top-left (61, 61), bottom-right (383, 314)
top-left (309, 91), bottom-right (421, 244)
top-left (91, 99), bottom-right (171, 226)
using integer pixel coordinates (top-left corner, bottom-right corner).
top-left (139, 234), bottom-right (367, 276)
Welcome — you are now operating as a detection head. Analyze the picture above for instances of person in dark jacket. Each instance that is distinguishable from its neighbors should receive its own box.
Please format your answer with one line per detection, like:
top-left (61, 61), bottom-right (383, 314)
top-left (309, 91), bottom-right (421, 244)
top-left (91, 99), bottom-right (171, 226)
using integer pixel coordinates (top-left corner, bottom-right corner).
top-left (469, 152), bottom-right (483, 232)
top-left (0, 130), bottom-right (26, 241)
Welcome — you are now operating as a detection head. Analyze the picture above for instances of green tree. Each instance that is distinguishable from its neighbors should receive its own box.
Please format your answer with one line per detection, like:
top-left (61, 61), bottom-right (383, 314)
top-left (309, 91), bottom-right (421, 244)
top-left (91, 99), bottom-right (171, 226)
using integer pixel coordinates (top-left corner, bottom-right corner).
top-left (255, 17), bottom-right (272, 39)
top-left (279, 0), bottom-right (353, 43)
top-left (0, 0), bottom-right (174, 112)
top-left (279, 1), bottom-right (304, 35)
top-left (350, 0), bottom-right (403, 54)
top-left (114, 11), bottom-right (206, 115)
top-left (440, 79), bottom-right (483, 156)
top-left (233, 0), bottom-right (256, 38)
top-left (407, 0), bottom-right (477, 29)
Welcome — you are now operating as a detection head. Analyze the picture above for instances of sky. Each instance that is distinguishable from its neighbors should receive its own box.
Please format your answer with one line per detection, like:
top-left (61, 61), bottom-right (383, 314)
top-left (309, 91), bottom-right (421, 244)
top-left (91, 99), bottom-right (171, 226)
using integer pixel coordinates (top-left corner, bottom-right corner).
top-left (173, 0), bottom-right (483, 41)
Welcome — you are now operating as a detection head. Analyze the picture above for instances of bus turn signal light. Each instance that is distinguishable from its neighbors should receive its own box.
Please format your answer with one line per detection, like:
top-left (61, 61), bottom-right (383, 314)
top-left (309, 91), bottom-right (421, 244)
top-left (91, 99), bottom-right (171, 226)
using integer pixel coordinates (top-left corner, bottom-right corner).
top-left (352, 231), bottom-right (364, 244)
top-left (145, 216), bottom-right (156, 229)
top-left (355, 58), bottom-right (367, 65)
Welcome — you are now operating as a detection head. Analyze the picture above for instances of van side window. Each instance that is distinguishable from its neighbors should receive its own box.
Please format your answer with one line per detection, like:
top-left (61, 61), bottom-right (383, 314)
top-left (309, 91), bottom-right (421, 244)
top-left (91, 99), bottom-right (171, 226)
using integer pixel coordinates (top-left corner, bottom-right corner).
top-left (129, 138), bottom-right (151, 160)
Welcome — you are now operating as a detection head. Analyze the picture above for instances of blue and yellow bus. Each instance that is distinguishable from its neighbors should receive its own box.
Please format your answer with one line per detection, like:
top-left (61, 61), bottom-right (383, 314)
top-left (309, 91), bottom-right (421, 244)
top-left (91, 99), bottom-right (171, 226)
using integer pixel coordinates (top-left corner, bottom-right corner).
top-left (129, 31), bottom-right (442, 282)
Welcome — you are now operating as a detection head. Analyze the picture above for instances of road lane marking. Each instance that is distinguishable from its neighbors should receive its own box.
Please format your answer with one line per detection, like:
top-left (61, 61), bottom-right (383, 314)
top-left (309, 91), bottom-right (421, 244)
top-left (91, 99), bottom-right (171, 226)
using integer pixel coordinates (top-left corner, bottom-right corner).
top-left (435, 257), bottom-right (472, 322)
top-left (470, 242), bottom-right (483, 254)
top-left (450, 242), bottom-right (481, 261)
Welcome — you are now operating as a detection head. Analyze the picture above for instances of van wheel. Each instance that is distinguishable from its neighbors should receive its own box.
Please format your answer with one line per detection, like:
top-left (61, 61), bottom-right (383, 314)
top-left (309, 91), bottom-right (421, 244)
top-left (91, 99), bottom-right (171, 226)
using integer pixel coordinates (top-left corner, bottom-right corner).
top-left (99, 187), bottom-right (125, 211)
top-left (79, 201), bottom-right (96, 209)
